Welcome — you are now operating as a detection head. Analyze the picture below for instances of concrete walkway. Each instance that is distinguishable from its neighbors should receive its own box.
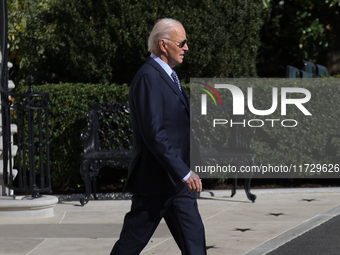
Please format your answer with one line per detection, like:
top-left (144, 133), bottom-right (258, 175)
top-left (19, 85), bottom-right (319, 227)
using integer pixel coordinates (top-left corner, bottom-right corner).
top-left (0, 187), bottom-right (340, 255)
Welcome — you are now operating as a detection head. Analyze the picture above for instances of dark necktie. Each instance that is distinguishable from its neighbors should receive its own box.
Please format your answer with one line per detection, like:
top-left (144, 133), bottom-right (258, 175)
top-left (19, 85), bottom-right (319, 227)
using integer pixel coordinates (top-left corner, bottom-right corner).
top-left (171, 70), bottom-right (182, 92)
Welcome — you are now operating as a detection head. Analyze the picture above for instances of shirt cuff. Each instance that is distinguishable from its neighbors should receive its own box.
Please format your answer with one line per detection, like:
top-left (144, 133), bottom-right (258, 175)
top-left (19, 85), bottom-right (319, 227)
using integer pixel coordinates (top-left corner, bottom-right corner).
top-left (182, 170), bottom-right (192, 182)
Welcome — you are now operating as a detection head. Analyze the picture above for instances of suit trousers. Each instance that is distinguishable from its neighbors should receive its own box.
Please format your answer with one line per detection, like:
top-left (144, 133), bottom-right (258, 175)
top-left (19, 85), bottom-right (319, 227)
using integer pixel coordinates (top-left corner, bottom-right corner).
top-left (110, 187), bottom-right (206, 255)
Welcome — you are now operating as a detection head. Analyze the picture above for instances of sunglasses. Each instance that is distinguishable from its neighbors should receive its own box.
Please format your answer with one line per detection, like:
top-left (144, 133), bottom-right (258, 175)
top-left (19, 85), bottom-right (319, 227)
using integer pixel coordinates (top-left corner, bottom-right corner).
top-left (165, 38), bottom-right (187, 48)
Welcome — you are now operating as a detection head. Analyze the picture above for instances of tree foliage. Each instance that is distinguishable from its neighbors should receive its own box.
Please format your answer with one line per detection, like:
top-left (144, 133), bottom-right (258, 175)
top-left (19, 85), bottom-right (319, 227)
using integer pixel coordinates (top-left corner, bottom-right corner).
top-left (258, 0), bottom-right (340, 77)
top-left (8, 0), bottom-right (265, 86)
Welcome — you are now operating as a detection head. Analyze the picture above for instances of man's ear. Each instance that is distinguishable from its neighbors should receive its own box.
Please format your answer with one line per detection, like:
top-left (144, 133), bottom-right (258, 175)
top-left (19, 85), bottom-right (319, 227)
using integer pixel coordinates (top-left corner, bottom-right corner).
top-left (159, 39), bottom-right (167, 53)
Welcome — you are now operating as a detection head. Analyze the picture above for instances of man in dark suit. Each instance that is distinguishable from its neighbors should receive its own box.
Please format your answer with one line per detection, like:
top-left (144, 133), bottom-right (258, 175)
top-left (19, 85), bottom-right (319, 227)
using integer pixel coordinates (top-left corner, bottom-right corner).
top-left (110, 18), bottom-right (206, 255)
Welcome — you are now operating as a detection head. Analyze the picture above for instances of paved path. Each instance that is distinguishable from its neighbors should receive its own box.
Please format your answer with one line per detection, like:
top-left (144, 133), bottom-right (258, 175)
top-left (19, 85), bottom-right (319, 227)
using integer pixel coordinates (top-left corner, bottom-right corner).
top-left (0, 187), bottom-right (340, 255)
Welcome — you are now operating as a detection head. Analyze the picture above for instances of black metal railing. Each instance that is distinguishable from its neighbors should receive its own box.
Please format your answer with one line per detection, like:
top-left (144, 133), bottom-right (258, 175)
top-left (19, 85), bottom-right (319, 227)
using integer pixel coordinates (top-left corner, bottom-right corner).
top-left (1, 76), bottom-right (52, 197)
top-left (1, 0), bottom-right (51, 197)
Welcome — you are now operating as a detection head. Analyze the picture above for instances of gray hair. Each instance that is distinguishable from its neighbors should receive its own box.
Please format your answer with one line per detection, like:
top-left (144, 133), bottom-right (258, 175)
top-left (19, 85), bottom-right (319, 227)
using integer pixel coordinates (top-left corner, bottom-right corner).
top-left (148, 18), bottom-right (183, 52)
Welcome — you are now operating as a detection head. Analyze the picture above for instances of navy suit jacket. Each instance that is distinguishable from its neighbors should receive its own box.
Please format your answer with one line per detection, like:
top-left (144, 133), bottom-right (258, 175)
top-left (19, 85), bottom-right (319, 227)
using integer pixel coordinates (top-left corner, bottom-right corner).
top-left (124, 57), bottom-right (191, 195)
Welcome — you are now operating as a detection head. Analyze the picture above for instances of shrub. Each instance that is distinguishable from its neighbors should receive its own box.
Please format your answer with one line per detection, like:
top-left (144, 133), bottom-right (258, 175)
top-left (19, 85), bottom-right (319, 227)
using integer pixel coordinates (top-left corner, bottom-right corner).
top-left (247, 80), bottom-right (340, 175)
top-left (15, 83), bottom-right (129, 188)
top-left (8, 0), bottom-right (265, 87)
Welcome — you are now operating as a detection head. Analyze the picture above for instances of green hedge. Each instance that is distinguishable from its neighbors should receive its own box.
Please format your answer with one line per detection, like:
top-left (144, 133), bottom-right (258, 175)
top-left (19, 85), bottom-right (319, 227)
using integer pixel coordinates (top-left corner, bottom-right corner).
top-left (16, 80), bottom-right (340, 188)
top-left (16, 83), bottom-right (129, 187)
top-left (236, 79), bottom-right (340, 177)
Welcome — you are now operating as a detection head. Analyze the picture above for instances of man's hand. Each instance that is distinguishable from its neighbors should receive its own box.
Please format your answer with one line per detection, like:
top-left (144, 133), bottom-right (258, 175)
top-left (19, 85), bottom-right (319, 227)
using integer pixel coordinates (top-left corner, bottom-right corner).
top-left (184, 171), bottom-right (202, 193)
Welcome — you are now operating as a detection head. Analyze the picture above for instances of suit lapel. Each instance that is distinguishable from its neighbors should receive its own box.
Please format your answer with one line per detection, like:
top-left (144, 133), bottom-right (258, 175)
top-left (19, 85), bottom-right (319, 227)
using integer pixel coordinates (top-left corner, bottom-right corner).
top-left (146, 58), bottom-right (190, 113)
top-left (182, 89), bottom-right (190, 109)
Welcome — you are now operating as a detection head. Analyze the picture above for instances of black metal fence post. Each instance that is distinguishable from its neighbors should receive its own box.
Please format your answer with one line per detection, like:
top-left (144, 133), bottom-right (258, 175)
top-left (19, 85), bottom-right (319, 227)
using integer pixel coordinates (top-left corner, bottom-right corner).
top-left (1, 75), bottom-right (52, 197)
top-left (0, 0), bottom-right (51, 197)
